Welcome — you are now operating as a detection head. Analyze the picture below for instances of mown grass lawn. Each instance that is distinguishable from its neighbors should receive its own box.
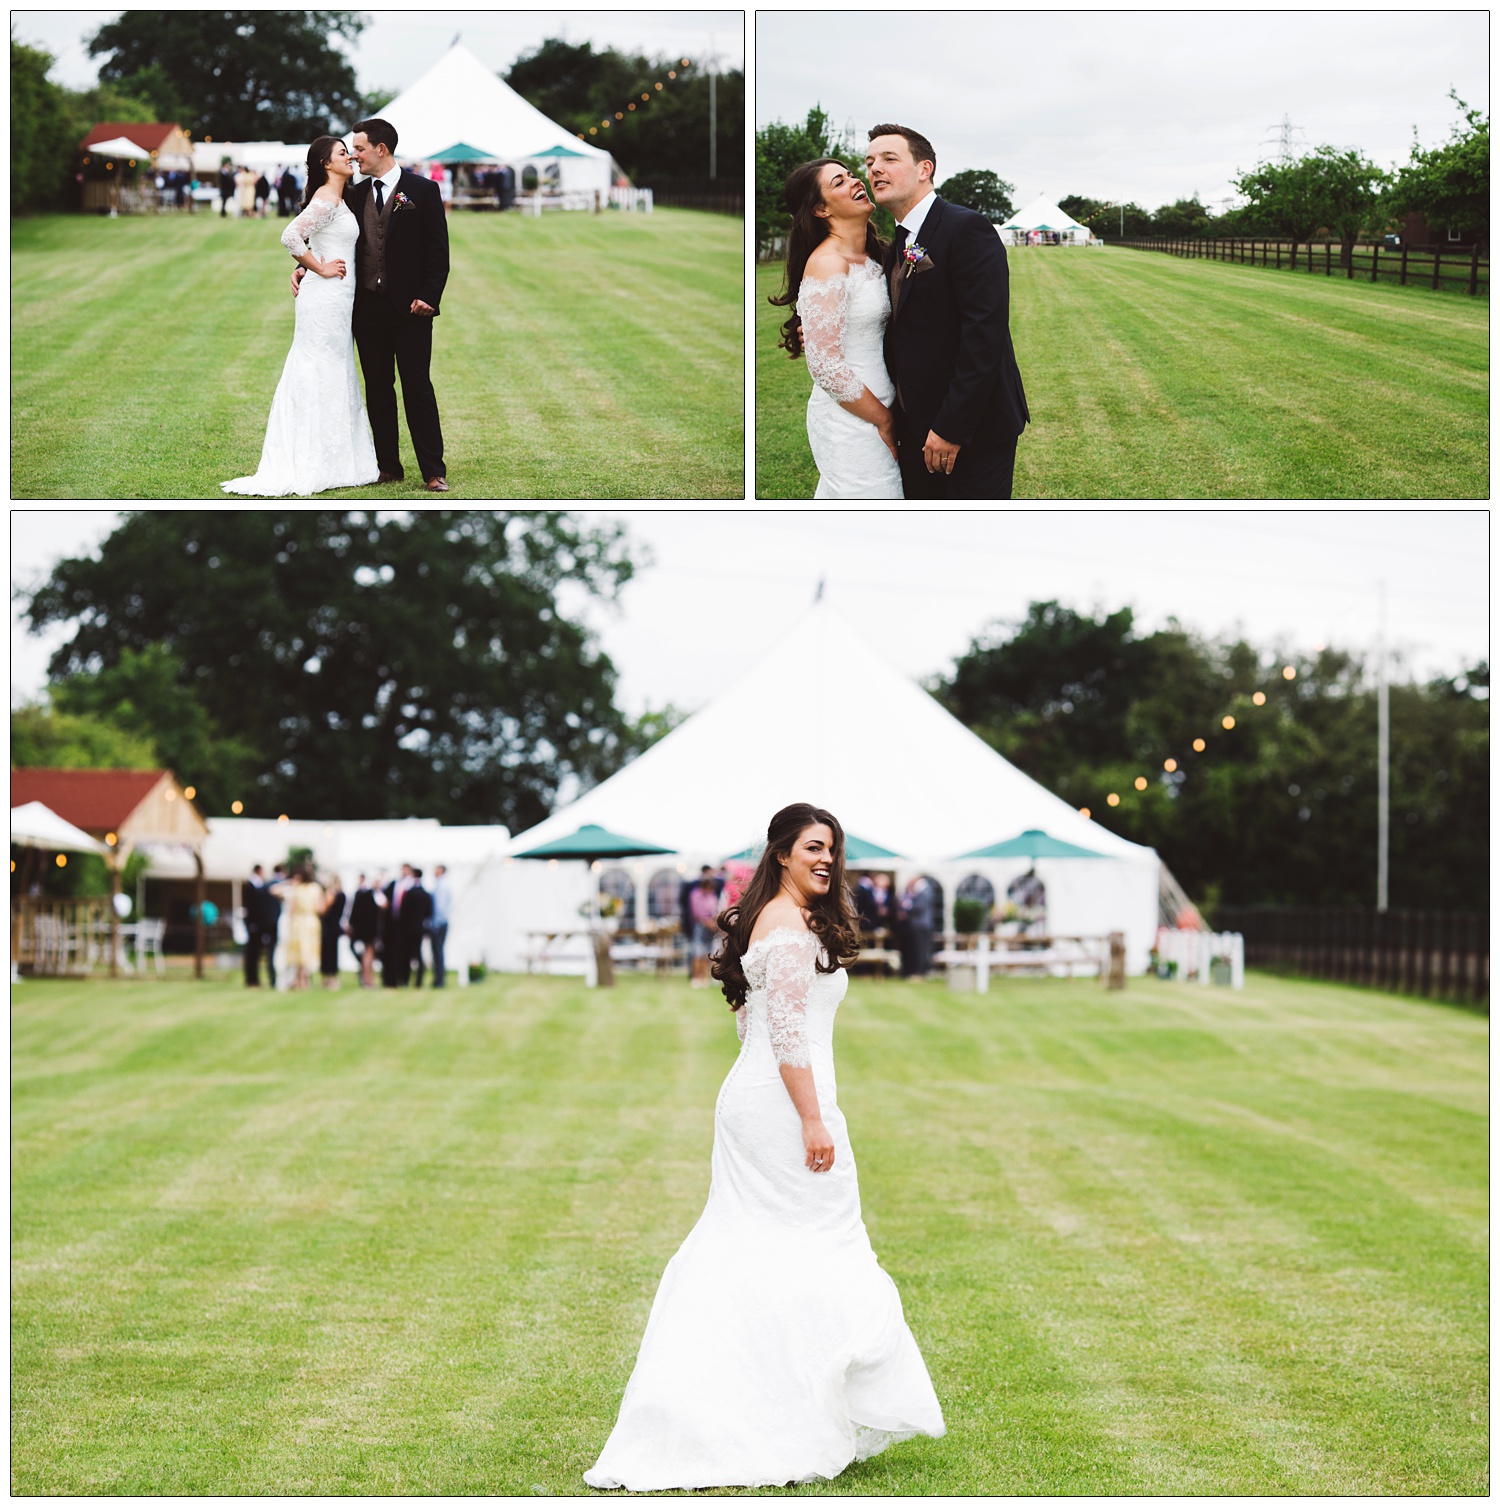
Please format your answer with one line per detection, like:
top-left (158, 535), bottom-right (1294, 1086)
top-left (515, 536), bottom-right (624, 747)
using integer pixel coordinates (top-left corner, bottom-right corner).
top-left (11, 209), bottom-right (744, 500)
top-left (11, 969), bottom-right (1486, 1495)
top-left (755, 249), bottom-right (1488, 499)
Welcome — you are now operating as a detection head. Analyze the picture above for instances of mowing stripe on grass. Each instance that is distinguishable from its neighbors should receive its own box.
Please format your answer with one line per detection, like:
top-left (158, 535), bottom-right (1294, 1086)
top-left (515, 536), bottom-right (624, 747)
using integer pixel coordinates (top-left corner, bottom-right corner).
top-left (13, 211), bottom-right (743, 500)
top-left (11, 969), bottom-right (1485, 1494)
top-left (755, 248), bottom-right (1487, 499)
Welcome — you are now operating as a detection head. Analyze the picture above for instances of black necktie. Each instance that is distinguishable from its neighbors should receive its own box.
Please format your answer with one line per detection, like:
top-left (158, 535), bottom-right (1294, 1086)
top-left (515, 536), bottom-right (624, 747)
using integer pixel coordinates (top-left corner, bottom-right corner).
top-left (889, 223), bottom-right (910, 308)
top-left (374, 180), bottom-right (385, 212)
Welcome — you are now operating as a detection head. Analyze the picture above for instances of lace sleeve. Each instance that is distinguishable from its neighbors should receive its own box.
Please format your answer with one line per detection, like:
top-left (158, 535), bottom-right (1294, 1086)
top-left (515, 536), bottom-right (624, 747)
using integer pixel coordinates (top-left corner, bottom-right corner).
top-left (281, 198), bottom-right (340, 259)
top-left (735, 1006), bottom-right (747, 1044)
top-left (762, 931), bottom-right (818, 1068)
top-left (798, 273), bottom-right (866, 403)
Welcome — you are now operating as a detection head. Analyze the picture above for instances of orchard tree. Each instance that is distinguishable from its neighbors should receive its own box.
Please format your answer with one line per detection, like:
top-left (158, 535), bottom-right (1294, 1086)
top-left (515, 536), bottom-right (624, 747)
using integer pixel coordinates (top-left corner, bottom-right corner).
top-left (937, 168), bottom-right (1015, 222)
top-left (1386, 91), bottom-right (1488, 241)
top-left (87, 11), bottom-right (367, 140)
top-left (23, 511), bottom-right (646, 833)
top-left (1235, 146), bottom-right (1387, 269)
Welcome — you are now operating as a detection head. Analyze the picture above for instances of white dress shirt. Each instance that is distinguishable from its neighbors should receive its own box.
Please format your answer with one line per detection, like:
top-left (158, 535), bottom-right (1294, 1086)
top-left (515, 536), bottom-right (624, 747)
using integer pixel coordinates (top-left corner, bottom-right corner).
top-left (897, 189), bottom-right (938, 245)
top-left (371, 162), bottom-right (401, 207)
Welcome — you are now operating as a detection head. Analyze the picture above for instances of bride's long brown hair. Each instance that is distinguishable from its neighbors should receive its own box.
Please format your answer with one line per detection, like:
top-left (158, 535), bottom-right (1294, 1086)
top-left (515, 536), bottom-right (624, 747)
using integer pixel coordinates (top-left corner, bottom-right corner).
top-left (767, 159), bottom-right (885, 359)
top-left (711, 803), bottom-right (861, 1009)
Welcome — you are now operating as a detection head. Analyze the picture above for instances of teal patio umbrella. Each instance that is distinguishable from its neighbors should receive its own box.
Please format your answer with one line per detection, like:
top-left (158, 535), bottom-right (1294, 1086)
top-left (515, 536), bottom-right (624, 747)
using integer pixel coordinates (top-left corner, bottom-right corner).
top-left (721, 833), bottom-right (902, 866)
top-left (428, 141), bottom-right (496, 163)
top-left (514, 822), bottom-right (673, 862)
top-left (955, 828), bottom-right (1108, 861)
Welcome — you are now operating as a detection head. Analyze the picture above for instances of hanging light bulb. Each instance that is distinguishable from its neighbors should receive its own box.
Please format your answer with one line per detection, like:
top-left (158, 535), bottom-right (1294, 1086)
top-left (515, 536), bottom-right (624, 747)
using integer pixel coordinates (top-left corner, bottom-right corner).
top-left (1193, 738), bottom-right (1206, 752)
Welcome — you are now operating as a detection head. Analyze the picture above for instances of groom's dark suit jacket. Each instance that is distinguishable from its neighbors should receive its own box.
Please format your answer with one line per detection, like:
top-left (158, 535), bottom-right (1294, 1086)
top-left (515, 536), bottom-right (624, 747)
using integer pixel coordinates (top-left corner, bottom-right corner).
top-left (882, 195), bottom-right (1029, 453)
top-left (346, 169), bottom-right (450, 314)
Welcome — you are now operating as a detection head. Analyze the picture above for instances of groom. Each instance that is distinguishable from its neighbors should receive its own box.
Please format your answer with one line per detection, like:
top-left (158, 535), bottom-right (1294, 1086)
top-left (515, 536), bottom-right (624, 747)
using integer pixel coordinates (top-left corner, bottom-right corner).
top-left (292, 117), bottom-right (451, 491)
top-left (866, 124), bottom-right (1029, 500)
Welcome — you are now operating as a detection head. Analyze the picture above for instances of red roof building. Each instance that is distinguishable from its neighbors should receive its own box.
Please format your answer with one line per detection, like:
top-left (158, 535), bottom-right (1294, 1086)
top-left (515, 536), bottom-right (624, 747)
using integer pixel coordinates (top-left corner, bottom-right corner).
top-left (10, 768), bottom-right (208, 849)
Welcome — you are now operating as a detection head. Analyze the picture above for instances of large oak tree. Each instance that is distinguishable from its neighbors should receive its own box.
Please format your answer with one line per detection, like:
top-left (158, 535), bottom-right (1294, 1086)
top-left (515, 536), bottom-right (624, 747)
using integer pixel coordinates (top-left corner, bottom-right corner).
top-left (24, 511), bottom-right (644, 832)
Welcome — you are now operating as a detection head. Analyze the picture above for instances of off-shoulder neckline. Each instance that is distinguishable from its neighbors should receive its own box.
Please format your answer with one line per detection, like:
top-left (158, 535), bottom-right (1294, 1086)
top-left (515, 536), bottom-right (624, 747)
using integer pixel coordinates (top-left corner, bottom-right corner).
top-left (800, 259), bottom-right (876, 285)
top-left (743, 923), bottom-right (818, 956)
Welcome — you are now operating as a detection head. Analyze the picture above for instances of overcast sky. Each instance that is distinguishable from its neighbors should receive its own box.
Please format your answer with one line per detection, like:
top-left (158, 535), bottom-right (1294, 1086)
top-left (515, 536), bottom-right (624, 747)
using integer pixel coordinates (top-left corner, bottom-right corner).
top-left (755, 11), bottom-right (1489, 212)
top-left (11, 511), bottom-right (1489, 718)
top-left (12, 10), bottom-right (743, 97)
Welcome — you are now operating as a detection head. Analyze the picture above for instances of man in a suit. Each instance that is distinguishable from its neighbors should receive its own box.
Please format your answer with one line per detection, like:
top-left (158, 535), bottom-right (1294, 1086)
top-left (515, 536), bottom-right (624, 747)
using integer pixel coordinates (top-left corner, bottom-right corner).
top-left (867, 124), bottom-right (1029, 500)
top-left (381, 863), bottom-right (432, 987)
top-left (243, 864), bottom-right (279, 987)
top-left (291, 117), bottom-right (451, 491)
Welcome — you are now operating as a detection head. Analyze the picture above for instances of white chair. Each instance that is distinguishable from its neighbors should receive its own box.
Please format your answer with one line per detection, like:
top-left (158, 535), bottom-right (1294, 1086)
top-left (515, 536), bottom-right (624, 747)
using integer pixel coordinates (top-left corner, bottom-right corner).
top-left (134, 918), bottom-right (167, 977)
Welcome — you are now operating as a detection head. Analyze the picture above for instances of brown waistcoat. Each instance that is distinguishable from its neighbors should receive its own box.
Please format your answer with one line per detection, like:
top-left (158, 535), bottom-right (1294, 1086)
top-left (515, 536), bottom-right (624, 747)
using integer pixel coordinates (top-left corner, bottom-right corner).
top-left (359, 180), bottom-right (396, 293)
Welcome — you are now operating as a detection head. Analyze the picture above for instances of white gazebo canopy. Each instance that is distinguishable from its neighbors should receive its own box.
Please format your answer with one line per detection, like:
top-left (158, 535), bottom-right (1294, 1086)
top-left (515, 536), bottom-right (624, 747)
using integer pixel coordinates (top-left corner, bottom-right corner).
top-left (997, 195), bottom-right (1092, 243)
top-left (10, 801), bottom-right (111, 855)
top-left (87, 136), bottom-right (153, 159)
top-left (374, 39), bottom-right (617, 192)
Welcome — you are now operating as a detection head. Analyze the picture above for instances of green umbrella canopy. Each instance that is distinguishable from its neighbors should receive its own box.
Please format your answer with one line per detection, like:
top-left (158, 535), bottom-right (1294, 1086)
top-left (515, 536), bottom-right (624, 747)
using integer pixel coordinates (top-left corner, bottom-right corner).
top-left (532, 143), bottom-right (590, 159)
top-left (513, 823), bottom-right (675, 861)
top-left (428, 141), bottom-right (496, 163)
top-left (721, 833), bottom-right (902, 864)
top-left (956, 828), bottom-right (1109, 861)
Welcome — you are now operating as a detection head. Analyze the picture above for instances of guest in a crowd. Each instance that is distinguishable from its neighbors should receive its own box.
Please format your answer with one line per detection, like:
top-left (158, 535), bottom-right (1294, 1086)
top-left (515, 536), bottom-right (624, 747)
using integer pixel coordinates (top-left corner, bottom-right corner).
top-left (236, 165), bottom-right (257, 217)
top-left (901, 876), bottom-right (937, 979)
top-left (427, 863), bottom-right (453, 988)
top-left (279, 863), bottom-right (325, 990)
top-left (243, 863), bottom-right (279, 987)
top-left (319, 871), bottom-right (348, 989)
top-left (254, 170), bottom-right (271, 217)
top-left (348, 873), bottom-right (381, 988)
top-left (277, 165), bottom-right (297, 217)
top-left (687, 871), bottom-right (722, 988)
top-left (381, 863), bottom-right (431, 987)
top-left (679, 865), bottom-right (723, 948)
top-left (409, 868), bottom-right (436, 986)
top-left (218, 161), bottom-right (235, 217)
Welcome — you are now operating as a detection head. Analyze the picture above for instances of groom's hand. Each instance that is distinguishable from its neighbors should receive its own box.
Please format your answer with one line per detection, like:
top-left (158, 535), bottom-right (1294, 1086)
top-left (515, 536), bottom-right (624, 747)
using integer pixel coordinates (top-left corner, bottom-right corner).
top-left (290, 266), bottom-right (305, 298)
top-left (923, 430), bottom-right (961, 475)
top-left (409, 298), bottom-right (435, 317)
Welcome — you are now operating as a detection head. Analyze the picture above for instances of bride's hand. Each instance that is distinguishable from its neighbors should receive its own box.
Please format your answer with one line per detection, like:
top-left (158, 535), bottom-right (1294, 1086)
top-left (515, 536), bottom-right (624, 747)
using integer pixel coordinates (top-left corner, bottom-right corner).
top-left (803, 1118), bottom-right (835, 1173)
top-left (317, 258), bottom-right (347, 280)
top-left (875, 409), bottom-right (900, 464)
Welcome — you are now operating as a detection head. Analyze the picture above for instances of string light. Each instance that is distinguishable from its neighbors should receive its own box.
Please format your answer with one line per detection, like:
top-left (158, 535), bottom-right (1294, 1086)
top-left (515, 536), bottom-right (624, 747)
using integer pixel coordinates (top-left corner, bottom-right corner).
top-left (183, 785), bottom-right (196, 800)
top-left (1163, 758), bottom-right (1177, 772)
top-left (105, 832), bottom-right (118, 846)
top-left (1106, 793), bottom-right (1120, 807)
top-left (277, 813), bottom-right (289, 823)
top-left (1079, 807), bottom-right (1091, 819)
top-left (1193, 738), bottom-right (1206, 752)
top-left (1222, 715), bottom-right (1236, 730)
top-left (578, 58), bottom-right (694, 139)
top-left (1252, 691), bottom-right (1267, 706)
top-left (1283, 665), bottom-right (1297, 680)
top-left (231, 801), bottom-right (243, 814)
top-left (1134, 776), bottom-right (1148, 791)
top-left (56, 854), bottom-right (68, 868)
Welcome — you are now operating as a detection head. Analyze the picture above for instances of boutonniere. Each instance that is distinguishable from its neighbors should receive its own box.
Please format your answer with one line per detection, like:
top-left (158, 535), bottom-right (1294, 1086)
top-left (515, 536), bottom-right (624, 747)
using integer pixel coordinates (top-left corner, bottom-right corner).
top-left (901, 241), bottom-right (934, 276)
top-left (391, 190), bottom-right (414, 212)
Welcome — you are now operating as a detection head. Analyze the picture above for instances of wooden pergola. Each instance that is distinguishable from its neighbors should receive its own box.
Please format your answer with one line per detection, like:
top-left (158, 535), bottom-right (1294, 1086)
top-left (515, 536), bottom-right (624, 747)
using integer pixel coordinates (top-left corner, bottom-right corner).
top-left (10, 769), bottom-right (210, 977)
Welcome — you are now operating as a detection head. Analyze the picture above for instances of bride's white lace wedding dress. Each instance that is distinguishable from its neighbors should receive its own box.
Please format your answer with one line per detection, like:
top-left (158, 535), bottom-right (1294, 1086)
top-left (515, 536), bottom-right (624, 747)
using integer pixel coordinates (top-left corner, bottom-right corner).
top-left (584, 927), bottom-right (943, 1491)
top-left (800, 258), bottom-right (904, 500)
top-left (222, 196), bottom-right (379, 497)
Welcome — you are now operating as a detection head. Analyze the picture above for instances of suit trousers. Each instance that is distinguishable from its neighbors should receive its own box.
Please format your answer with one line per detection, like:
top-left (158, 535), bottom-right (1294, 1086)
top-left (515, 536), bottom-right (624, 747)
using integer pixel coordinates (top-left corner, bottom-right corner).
top-left (898, 433), bottom-right (1017, 501)
top-left (353, 290), bottom-right (445, 481)
top-left (244, 926), bottom-right (276, 987)
top-left (429, 923), bottom-right (449, 988)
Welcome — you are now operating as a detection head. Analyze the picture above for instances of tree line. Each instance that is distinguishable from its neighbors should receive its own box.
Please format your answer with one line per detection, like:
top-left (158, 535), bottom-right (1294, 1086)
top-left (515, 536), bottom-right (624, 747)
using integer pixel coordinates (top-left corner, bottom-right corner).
top-left (756, 98), bottom-right (1487, 262)
top-left (15, 515), bottom-right (1485, 918)
top-left (13, 13), bottom-right (742, 216)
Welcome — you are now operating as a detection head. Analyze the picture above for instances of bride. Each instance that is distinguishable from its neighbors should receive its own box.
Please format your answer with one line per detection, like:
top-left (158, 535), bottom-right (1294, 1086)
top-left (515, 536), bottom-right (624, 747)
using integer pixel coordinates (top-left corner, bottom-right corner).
top-left (768, 160), bottom-right (903, 500)
top-left (585, 803), bottom-right (943, 1491)
top-left (223, 137), bottom-right (379, 497)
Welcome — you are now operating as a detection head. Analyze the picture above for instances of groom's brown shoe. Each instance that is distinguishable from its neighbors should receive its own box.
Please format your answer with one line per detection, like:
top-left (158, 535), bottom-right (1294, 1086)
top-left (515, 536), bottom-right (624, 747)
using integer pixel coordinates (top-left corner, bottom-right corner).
top-left (376, 470), bottom-right (403, 484)
top-left (425, 476), bottom-right (450, 492)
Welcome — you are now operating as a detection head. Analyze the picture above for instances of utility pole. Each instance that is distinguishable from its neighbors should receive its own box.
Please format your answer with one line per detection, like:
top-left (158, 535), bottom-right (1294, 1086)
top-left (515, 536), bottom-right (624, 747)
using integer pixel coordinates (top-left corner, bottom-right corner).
top-left (707, 33), bottom-right (717, 180)
top-left (1376, 580), bottom-right (1389, 912)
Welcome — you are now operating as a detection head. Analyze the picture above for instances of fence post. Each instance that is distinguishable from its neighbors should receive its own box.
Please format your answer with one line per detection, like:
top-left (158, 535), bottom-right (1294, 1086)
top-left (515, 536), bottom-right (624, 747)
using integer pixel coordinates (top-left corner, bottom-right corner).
top-left (1469, 243), bottom-right (1480, 296)
top-left (1275, 242), bottom-right (1281, 270)
top-left (1371, 243), bottom-right (1379, 283)
top-left (1325, 241), bottom-right (1331, 276)
top-left (1432, 246), bottom-right (1442, 290)
top-left (1399, 240), bottom-right (1409, 286)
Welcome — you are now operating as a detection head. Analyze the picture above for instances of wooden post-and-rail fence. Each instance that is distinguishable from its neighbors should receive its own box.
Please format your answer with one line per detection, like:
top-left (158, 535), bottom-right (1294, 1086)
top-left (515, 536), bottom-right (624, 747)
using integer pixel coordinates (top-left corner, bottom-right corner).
top-left (1114, 237), bottom-right (1488, 296)
top-left (1214, 906), bottom-right (1489, 1009)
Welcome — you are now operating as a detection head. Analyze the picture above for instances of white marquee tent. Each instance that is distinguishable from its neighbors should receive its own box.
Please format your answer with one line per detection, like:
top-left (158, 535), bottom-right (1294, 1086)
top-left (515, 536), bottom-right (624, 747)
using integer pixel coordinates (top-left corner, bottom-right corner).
top-left (997, 195), bottom-right (1093, 245)
top-left (376, 39), bottom-right (616, 193)
top-left (472, 601), bottom-right (1160, 974)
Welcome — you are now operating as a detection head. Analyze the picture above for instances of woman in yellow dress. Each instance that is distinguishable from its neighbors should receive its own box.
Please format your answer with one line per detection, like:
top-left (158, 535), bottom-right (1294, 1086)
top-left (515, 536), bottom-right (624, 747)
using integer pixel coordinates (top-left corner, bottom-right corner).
top-left (279, 865), bottom-right (325, 989)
